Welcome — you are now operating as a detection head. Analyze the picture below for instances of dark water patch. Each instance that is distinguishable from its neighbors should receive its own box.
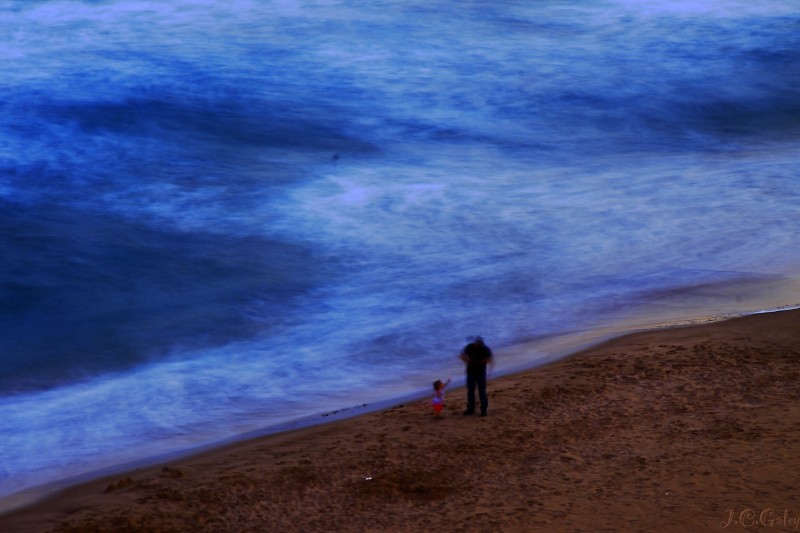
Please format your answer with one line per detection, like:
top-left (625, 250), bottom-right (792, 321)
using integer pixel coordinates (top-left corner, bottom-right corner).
top-left (2, 85), bottom-right (381, 215)
top-left (526, 87), bottom-right (800, 154)
top-left (40, 95), bottom-right (378, 153)
top-left (682, 95), bottom-right (800, 138)
top-left (2, 79), bottom-right (380, 164)
top-left (0, 200), bottom-right (337, 392)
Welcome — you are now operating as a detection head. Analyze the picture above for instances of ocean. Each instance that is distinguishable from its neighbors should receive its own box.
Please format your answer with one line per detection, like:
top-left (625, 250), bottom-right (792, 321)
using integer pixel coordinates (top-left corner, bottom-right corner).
top-left (1, 0), bottom-right (799, 504)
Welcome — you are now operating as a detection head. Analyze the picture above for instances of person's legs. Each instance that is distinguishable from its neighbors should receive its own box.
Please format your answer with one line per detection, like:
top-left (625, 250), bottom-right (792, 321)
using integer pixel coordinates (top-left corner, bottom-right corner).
top-left (465, 372), bottom-right (476, 414)
top-left (477, 372), bottom-right (488, 415)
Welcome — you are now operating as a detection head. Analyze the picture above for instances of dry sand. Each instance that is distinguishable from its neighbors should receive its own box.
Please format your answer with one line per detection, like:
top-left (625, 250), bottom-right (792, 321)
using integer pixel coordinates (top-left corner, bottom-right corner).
top-left (2, 309), bottom-right (799, 532)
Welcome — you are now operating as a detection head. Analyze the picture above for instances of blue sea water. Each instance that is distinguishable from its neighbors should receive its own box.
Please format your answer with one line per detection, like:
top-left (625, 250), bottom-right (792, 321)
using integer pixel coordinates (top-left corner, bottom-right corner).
top-left (1, 0), bottom-right (799, 503)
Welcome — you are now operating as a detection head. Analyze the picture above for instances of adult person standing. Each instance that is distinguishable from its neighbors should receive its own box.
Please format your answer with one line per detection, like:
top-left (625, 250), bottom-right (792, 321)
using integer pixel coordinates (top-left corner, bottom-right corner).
top-left (459, 336), bottom-right (493, 416)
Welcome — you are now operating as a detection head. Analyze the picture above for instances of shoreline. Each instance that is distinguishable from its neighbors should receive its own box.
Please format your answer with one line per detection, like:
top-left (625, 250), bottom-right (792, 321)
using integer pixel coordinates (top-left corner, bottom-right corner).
top-left (2, 272), bottom-right (798, 514)
top-left (4, 300), bottom-right (795, 517)
top-left (3, 307), bottom-right (800, 531)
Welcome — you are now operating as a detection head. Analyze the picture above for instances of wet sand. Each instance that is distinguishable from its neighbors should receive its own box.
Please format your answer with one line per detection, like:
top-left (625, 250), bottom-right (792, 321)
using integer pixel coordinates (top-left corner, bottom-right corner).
top-left (2, 309), bottom-right (800, 532)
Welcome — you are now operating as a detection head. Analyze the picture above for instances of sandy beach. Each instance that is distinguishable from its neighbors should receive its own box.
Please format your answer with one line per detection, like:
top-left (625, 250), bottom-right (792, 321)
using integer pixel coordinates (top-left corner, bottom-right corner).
top-left (2, 308), bottom-right (799, 533)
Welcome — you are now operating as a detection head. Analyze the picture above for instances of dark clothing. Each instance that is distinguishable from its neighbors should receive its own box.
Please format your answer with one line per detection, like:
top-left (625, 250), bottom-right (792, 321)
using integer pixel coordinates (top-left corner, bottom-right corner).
top-left (462, 341), bottom-right (492, 373)
top-left (466, 371), bottom-right (488, 415)
top-left (462, 340), bottom-right (493, 415)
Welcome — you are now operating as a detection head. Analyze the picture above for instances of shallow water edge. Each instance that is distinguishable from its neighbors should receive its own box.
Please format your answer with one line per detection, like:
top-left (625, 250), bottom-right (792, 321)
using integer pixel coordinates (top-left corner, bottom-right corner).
top-left (2, 273), bottom-right (798, 516)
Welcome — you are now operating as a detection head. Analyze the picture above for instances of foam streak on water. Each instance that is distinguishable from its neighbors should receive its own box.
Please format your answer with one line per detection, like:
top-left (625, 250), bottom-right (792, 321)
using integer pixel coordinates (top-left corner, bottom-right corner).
top-left (1, 0), bottom-right (799, 503)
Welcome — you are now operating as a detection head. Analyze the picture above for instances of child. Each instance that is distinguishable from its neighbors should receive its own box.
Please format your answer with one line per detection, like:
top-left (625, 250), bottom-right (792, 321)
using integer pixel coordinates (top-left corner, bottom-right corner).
top-left (432, 378), bottom-right (451, 417)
